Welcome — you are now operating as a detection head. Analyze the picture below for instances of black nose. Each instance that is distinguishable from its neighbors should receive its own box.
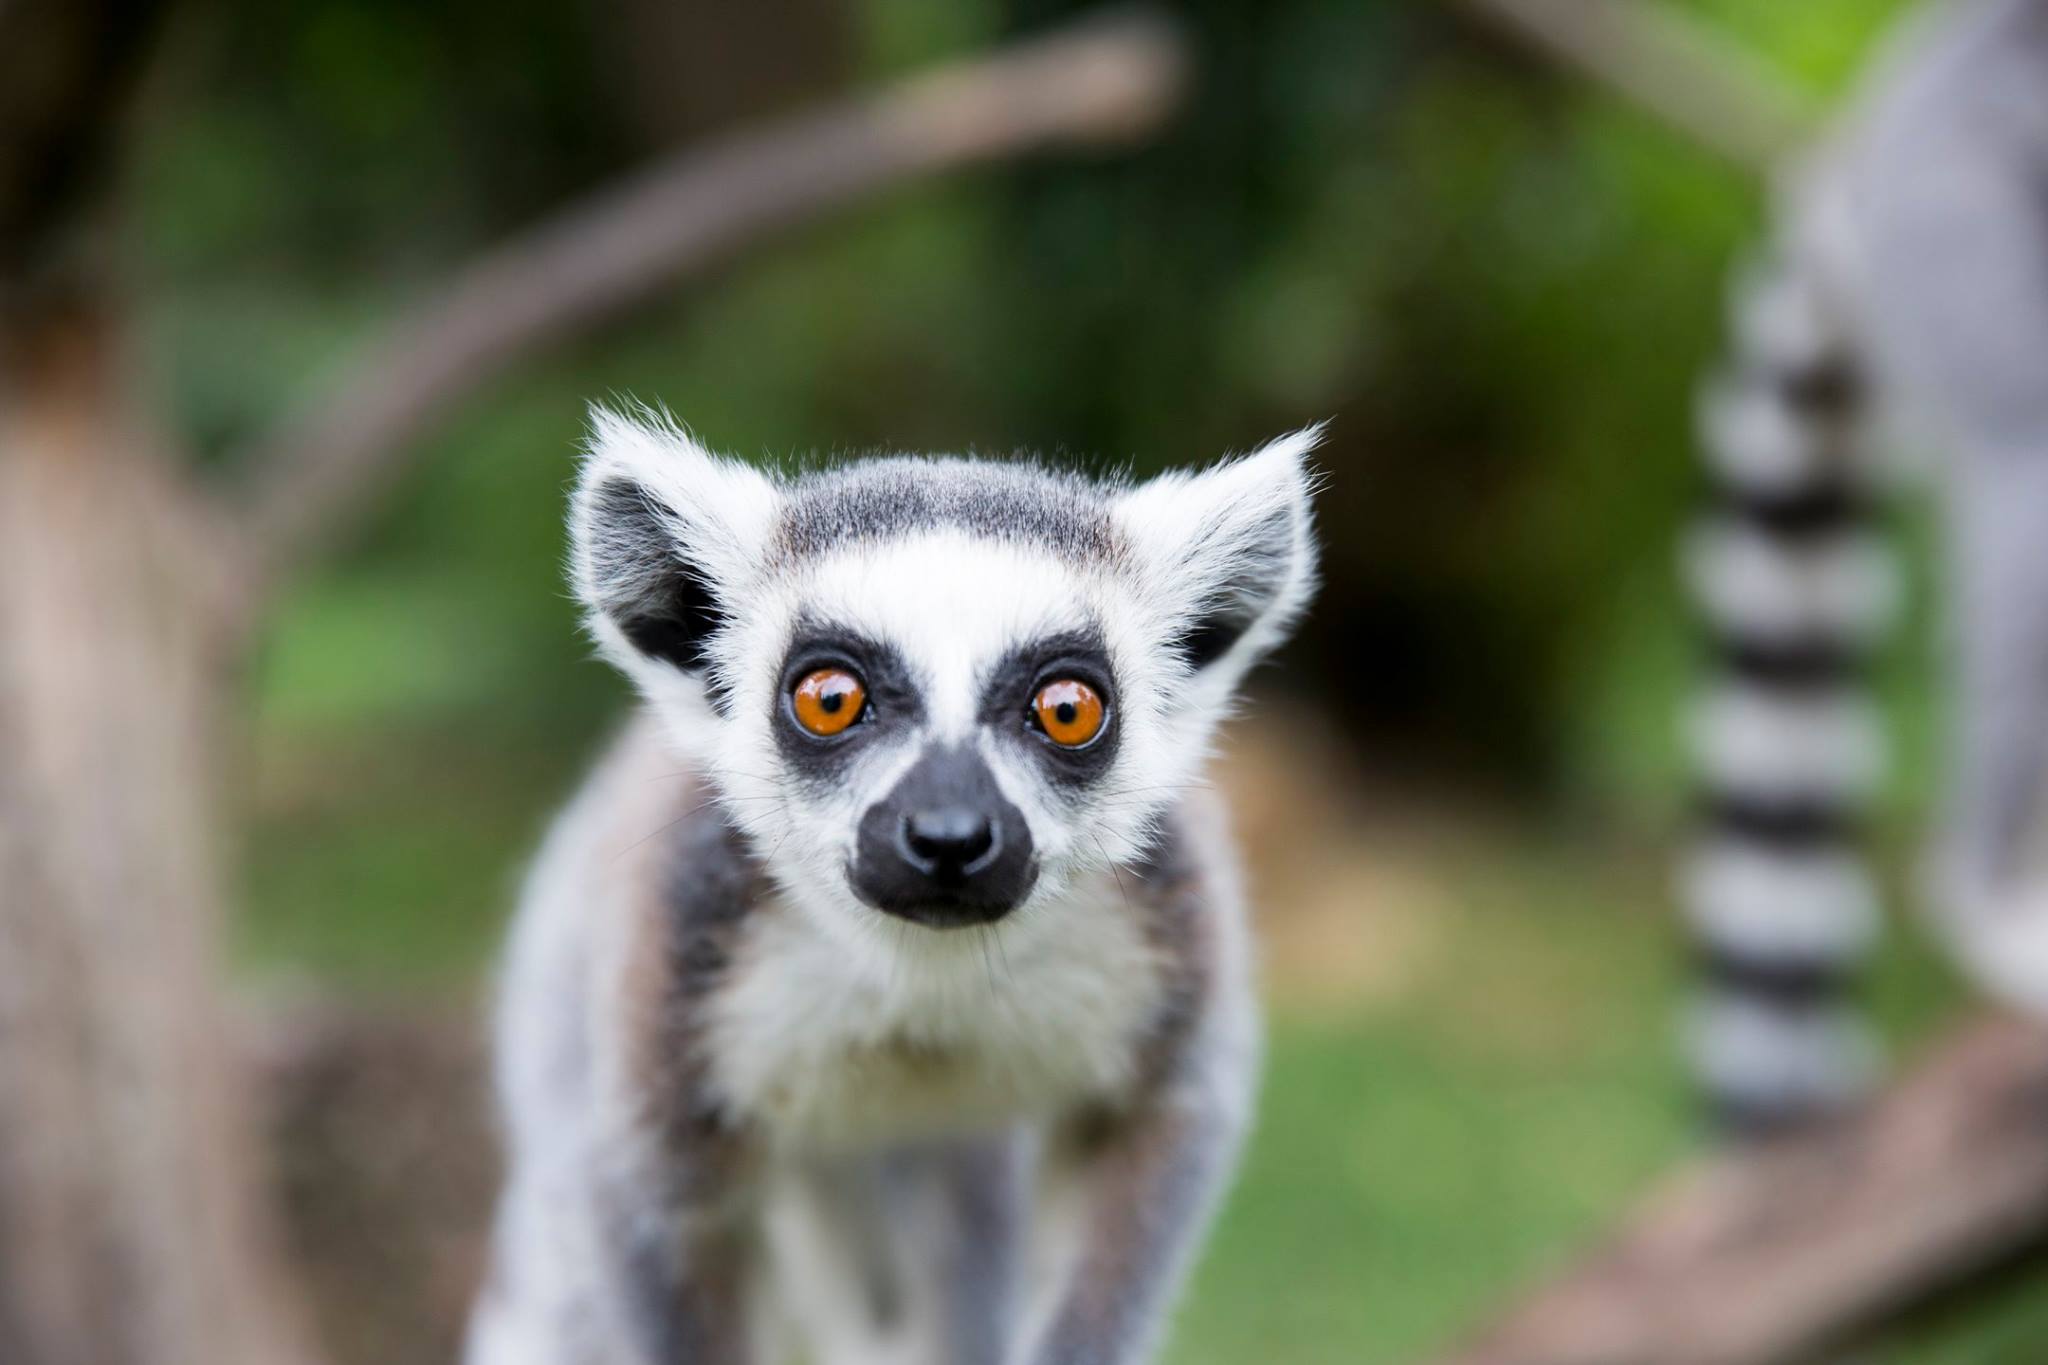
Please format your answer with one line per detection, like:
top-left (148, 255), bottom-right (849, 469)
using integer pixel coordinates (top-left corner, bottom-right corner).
top-left (852, 746), bottom-right (1037, 927)
top-left (900, 807), bottom-right (997, 875)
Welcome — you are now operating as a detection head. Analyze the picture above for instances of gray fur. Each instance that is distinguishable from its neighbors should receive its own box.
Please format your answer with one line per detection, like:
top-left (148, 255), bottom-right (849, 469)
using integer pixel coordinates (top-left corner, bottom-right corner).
top-left (1834, 0), bottom-right (2048, 953)
top-left (928, 1137), bottom-right (1029, 1365)
top-left (775, 456), bottom-right (1123, 564)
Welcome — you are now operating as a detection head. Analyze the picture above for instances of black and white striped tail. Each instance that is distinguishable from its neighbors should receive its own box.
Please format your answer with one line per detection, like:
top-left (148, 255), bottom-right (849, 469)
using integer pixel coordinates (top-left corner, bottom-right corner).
top-left (1680, 242), bottom-right (1900, 1138)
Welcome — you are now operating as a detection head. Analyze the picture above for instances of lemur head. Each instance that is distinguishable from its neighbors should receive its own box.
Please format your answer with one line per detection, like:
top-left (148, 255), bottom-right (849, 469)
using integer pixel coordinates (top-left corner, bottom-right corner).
top-left (571, 407), bottom-right (1319, 943)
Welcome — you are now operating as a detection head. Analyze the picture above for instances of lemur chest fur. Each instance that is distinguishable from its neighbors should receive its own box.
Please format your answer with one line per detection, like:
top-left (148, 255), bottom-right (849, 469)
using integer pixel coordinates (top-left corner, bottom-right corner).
top-left (701, 883), bottom-right (1167, 1146)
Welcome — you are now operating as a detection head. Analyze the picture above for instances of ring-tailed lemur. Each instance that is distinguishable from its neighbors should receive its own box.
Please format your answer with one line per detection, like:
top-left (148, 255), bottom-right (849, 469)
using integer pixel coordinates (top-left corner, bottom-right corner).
top-left (465, 409), bottom-right (1319, 1365)
top-left (1683, 0), bottom-right (2048, 1131)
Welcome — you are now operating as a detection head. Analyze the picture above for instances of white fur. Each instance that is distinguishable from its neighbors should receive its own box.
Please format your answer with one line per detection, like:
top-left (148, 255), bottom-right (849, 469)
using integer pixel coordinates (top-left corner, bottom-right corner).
top-left (706, 874), bottom-right (1165, 1146)
top-left (1684, 989), bottom-right (1880, 1111)
top-left (1683, 517), bottom-right (1900, 646)
top-left (1687, 682), bottom-right (1885, 805)
top-left (1680, 841), bottom-right (1880, 965)
top-left (1696, 373), bottom-right (1841, 498)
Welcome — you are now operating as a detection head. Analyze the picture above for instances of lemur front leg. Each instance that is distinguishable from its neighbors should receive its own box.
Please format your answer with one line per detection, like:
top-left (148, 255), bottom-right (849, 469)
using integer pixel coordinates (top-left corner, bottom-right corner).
top-left (931, 1136), bottom-right (1030, 1365)
top-left (591, 1140), bottom-right (759, 1364)
top-left (766, 1137), bottom-right (1027, 1365)
top-left (1032, 1058), bottom-right (1251, 1365)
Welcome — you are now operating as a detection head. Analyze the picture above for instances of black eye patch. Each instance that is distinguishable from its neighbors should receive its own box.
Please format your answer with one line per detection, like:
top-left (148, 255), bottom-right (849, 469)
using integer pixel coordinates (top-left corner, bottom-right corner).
top-left (772, 624), bottom-right (924, 782)
top-left (980, 628), bottom-right (1120, 785)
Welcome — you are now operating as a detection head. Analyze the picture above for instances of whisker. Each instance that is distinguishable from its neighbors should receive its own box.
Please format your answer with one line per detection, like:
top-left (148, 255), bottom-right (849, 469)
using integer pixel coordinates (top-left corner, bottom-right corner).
top-left (975, 926), bottom-right (998, 996)
top-left (755, 828), bottom-right (795, 868)
top-left (1097, 781), bottom-right (1212, 800)
top-left (1093, 834), bottom-right (1136, 920)
top-left (642, 765), bottom-right (795, 787)
top-left (989, 922), bottom-right (1015, 986)
top-left (888, 918), bottom-right (909, 994)
top-left (611, 794), bottom-right (788, 862)
top-left (613, 809), bottom-right (713, 862)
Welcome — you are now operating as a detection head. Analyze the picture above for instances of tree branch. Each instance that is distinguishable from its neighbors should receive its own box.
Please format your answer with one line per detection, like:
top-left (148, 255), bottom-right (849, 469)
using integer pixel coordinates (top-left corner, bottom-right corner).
top-left (229, 8), bottom-right (1186, 601)
top-left (1432, 1013), bottom-right (2048, 1365)
top-left (1456, 0), bottom-right (1816, 176)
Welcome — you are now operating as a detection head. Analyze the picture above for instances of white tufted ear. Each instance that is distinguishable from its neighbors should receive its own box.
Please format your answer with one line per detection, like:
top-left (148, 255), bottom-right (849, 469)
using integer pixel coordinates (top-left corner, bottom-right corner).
top-left (569, 405), bottom-right (781, 702)
top-left (1113, 426), bottom-right (1323, 694)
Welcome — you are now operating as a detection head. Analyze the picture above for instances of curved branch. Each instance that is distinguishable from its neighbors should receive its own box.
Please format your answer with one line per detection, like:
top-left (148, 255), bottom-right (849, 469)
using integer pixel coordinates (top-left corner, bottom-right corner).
top-left (229, 8), bottom-right (1186, 600)
top-left (1457, 0), bottom-right (1816, 176)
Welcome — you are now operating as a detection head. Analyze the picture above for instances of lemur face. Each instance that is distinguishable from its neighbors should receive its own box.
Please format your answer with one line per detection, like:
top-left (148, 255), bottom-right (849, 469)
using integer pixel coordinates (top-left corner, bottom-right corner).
top-left (751, 536), bottom-right (1137, 930)
top-left (572, 410), bottom-right (1319, 948)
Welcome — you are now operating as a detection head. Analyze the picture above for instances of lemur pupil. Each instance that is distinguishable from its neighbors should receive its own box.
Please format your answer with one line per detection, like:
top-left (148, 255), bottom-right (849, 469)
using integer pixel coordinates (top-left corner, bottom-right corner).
top-left (1056, 702), bottom-right (1077, 725)
top-left (822, 693), bottom-right (843, 713)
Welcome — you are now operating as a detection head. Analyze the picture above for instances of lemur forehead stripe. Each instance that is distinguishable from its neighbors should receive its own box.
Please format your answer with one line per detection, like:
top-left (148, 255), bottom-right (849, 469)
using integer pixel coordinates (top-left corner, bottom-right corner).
top-left (773, 456), bottom-right (1122, 562)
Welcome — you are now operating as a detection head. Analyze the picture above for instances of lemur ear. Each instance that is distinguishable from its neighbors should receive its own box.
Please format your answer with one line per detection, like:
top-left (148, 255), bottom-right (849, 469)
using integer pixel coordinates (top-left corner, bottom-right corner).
top-left (1115, 425), bottom-right (1323, 678)
top-left (570, 406), bottom-right (780, 683)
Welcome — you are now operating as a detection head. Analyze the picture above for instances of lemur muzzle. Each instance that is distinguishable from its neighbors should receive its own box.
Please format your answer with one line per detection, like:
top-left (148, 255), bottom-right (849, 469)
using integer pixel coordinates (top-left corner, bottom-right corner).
top-left (852, 745), bottom-right (1036, 925)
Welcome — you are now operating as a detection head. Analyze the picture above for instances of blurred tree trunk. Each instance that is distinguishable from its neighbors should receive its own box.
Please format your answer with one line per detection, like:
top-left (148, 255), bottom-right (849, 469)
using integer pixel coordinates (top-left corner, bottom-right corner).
top-left (0, 301), bottom-right (318, 1365)
top-left (0, 4), bottom-right (321, 1362)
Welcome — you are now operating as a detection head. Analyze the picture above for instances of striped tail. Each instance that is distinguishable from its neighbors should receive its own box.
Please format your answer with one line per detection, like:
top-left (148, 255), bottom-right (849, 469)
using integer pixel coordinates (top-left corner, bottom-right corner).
top-left (1679, 239), bottom-right (1900, 1137)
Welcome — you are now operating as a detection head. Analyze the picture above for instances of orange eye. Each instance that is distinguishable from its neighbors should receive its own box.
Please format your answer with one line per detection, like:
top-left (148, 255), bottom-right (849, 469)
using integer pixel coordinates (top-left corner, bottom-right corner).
top-left (792, 668), bottom-right (867, 737)
top-left (1033, 678), bottom-right (1106, 748)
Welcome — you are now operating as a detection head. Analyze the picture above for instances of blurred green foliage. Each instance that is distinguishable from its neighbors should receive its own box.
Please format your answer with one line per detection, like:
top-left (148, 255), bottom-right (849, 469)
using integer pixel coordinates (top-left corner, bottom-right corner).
top-left (138, 0), bottom-right (1926, 795)
top-left (122, 0), bottom-right (2040, 1358)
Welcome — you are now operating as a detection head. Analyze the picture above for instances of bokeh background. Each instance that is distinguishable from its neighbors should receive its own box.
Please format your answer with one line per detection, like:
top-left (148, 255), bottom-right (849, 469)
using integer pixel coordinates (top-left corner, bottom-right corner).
top-left (110, 0), bottom-right (2025, 1359)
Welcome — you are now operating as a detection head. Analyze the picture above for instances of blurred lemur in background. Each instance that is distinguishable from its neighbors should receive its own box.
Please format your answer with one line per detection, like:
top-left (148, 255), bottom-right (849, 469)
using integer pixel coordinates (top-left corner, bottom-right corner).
top-left (1681, 0), bottom-right (2048, 1130)
top-left (465, 410), bottom-right (1320, 1365)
